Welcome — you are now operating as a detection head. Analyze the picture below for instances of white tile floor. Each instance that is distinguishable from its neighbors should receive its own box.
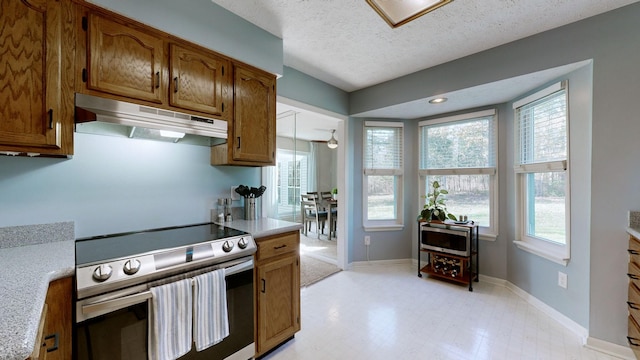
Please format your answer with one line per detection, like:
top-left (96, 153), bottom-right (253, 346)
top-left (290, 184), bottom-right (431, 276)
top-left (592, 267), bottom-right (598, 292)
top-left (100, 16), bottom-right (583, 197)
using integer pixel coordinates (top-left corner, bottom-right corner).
top-left (262, 263), bottom-right (620, 360)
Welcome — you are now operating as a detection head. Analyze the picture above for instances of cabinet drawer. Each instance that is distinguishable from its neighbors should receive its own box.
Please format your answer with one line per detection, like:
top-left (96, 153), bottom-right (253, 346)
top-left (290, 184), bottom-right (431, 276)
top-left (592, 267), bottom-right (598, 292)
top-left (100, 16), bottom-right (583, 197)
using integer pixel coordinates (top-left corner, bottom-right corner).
top-left (256, 232), bottom-right (298, 261)
top-left (629, 284), bottom-right (640, 324)
top-left (630, 236), bottom-right (640, 264)
top-left (629, 262), bottom-right (640, 289)
top-left (629, 315), bottom-right (640, 358)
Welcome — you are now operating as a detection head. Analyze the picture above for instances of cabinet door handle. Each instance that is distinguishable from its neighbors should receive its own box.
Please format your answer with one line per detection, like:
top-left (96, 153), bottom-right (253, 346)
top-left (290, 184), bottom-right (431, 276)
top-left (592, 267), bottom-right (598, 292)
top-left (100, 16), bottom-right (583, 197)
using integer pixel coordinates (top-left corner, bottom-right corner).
top-left (261, 279), bottom-right (266, 293)
top-left (44, 333), bottom-right (59, 352)
top-left (274, 244), bottom-right (287, 250)
top-left (237, 137), bottom-right (241, 149)
top-left (629, 336), bottom-right (640, 347)
top-left (155, 72), bottom-right (160, 89)
top-left (629, 273), bottom-right (640, 280)
top-left (48, 109), bottom-right (53, 129)
top-left (628, 301), bottom-right (640, 310)
top-left (629, 249), bottom-right (640, 255)
top-left (174, 77), bottom-right (178, 93)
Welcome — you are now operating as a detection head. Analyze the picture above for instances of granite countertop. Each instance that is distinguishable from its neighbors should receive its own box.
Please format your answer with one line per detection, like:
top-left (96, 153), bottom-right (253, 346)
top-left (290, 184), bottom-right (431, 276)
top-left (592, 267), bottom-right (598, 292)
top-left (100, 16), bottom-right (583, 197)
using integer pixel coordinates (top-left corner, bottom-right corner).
top-left (224, 218), bottom-right (302, 239)
top-left (0, 241), bottom-right (75, 360)
top-left (0, 222), bottom-right (75, 360)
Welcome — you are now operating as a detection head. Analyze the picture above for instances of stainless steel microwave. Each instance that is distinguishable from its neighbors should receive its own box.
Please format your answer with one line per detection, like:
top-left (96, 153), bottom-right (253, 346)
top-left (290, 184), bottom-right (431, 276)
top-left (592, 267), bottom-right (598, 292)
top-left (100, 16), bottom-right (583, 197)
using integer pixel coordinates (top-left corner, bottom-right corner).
top-left (420, 224), bottom-right (471, 257)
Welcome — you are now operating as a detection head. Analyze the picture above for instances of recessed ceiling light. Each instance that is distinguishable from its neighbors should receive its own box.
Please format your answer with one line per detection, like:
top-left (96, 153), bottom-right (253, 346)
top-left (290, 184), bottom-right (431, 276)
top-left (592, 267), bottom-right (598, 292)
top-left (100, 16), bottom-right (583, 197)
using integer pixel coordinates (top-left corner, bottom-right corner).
top-left (429, 97), bottom-right (448, 104)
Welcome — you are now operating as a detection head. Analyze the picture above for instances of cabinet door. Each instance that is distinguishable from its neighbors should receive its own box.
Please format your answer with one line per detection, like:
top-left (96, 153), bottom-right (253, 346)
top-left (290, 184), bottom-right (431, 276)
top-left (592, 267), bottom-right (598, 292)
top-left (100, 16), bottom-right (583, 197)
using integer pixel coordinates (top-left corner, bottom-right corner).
top-left (0, 0), bottom-right (73, 154)
top-left (232, 65), bottom-right (275, 164)
top-left (256, 254), bottom-right (300, 356)
top-left (169, 44), bottom-right (229, 117)
top-left (87, 13), bottom-right (163, 103)
top-left (37, 277), bottom-right (72, 360)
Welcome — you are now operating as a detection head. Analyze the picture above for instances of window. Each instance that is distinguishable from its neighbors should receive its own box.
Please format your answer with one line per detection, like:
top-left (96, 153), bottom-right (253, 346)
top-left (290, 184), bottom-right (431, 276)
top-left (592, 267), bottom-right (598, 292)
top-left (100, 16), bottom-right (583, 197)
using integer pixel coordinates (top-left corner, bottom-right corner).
top-left (276, 149), bottom-right (308, 219)
top-left (419, 109), bottom-right (498, 238)
top-left (363, 121), bottom-right (404, 230)
top-left (513, 81), bottom-right (570, 265)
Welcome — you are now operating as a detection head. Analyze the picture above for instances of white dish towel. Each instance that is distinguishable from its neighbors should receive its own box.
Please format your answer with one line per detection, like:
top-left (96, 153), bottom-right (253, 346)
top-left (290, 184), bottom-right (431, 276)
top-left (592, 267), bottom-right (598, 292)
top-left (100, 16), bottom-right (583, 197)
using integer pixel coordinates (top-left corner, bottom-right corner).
top-left (149, 278), bottom-right (193, 360)
top-left (193, 268), bottom-right (229, 351)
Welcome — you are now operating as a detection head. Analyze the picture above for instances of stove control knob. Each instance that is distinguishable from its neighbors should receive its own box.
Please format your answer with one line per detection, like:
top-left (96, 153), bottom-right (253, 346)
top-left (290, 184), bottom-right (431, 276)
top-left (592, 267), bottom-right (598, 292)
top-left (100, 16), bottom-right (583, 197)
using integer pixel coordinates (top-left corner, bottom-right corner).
top-left (123, 259), bottom-right (141, 275)
top-left (238, 237), bottom-right (248, 249)
top-left (93, 264), bottom-right (113, 282)
top-left (222, 240), bottom-right (234, 253)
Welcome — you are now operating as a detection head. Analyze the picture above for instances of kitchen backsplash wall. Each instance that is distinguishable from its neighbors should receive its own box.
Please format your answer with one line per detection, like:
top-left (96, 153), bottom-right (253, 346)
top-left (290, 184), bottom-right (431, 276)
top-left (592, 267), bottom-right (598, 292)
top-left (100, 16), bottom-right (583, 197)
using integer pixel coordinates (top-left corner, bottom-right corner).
top-left (0, 133), bottom-right (259, 238)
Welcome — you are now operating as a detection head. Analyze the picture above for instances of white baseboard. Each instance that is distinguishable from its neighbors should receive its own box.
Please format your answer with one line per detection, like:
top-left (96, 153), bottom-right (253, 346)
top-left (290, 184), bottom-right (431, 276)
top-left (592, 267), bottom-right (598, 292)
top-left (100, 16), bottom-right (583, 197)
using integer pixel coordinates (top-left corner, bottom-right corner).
top-left (585, 336), bottom-right (634, 359)
top-left (351, 258), bottom-right (412, 268)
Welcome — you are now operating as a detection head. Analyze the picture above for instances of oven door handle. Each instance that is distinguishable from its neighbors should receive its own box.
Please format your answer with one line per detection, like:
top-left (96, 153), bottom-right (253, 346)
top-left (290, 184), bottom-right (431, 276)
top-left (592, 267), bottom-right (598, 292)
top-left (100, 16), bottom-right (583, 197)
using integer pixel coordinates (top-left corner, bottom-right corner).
top-left (82, 258), bottom-right (252, 316)
top-left (225, 259), bottom-right (253, 277)
top-left (82, 291), bottom-right (152, 316)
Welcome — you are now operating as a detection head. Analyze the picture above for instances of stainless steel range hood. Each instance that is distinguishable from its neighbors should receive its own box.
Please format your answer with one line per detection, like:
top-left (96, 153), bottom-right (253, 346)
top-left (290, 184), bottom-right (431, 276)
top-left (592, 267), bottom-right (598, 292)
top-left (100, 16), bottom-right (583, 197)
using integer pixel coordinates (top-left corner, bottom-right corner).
top-left (75, 93), bottom-right (227, 146)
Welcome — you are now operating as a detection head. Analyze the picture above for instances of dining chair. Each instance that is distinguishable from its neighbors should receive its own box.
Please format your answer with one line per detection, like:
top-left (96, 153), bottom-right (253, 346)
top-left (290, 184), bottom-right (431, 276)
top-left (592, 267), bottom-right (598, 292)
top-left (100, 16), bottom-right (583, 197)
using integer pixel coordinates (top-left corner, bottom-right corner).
top-left (320, 191), bottom-right (337, 239)
top-left (301, 193), bottom-right (328, 238)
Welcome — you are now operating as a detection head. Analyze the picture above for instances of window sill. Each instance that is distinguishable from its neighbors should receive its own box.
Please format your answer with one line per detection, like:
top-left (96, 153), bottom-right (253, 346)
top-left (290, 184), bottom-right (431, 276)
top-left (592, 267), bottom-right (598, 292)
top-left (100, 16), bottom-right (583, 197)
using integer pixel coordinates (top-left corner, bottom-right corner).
top-left (480, 233), bottom-right (497, 242)
top-left (364, 225), bottom-right (404, 232)
top-left (513, 240), bottom-right (569, 266)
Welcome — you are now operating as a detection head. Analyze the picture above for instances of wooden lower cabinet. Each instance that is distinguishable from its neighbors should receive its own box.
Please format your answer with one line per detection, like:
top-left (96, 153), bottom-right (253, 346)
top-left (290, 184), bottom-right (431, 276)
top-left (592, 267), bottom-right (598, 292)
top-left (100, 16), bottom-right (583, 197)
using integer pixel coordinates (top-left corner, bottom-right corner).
top-left (254, 231), bottom-right (300, 358)
top-left (29, 277), bottom-right (73, 360)
top-left (628, 234), bottom-right (640, 359)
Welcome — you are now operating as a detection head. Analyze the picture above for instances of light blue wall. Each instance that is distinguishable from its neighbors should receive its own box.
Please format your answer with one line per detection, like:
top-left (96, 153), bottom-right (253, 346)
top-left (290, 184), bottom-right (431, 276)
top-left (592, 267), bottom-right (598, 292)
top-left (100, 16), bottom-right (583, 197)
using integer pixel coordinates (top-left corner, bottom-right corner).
top-left (87, 0), bottom-right (283, 76)
top-left (505, 65), bottom-right (593, 328)
top-left (350, 118), bottom-right (414, 262)
top-left (278, 66), bottom-right (349, 116)
top-left (349, 2), bottom-right (640, 346)
top-left (0, 133), bottom-right (259, 237)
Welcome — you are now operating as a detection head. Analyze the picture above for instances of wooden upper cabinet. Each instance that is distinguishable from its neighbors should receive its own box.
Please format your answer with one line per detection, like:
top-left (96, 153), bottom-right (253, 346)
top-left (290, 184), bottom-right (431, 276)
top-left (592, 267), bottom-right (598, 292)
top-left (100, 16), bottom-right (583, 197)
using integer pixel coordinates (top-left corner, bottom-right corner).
top-left (86, 13), bottom-right (164, 103)
top-left (211, 64), bottom-right (275, 166)
top-left (233, 65), bottom-right (275, 164)
top-left (169, 44), bottom-right (230, 117)
top-left (0, 0), bottom-right (74, 156)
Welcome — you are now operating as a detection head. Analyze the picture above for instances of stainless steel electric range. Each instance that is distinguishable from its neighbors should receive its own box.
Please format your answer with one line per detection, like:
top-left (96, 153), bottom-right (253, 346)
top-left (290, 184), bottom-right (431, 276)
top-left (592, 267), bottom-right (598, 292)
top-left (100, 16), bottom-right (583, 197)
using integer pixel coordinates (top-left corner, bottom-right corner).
top-left (74, 222), bottom-right (257, 360)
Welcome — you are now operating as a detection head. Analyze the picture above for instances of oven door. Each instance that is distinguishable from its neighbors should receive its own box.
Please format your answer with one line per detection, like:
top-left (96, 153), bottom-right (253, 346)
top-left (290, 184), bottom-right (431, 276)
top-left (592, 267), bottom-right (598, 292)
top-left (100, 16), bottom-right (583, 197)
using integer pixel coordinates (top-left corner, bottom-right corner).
top-left (75, 259), bottom-right (254, 360)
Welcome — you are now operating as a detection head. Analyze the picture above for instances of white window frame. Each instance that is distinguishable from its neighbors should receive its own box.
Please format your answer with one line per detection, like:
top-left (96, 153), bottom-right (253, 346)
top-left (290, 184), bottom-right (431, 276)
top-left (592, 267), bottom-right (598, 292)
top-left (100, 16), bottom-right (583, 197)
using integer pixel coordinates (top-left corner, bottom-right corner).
top-left (418, 109), bottom-right (499, 239)
top-left (363, 121), bottom-right (404, 231)
top-left (513, 81), bottom-right (571, 266)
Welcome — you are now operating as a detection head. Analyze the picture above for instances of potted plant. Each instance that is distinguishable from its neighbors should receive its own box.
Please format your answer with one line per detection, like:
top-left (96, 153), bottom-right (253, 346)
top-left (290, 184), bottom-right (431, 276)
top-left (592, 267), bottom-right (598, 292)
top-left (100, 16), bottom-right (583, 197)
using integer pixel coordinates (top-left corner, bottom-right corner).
top-left (331, 188), bottom-right (338, 200)
top-left (419, 181), bottom-right (457, 222)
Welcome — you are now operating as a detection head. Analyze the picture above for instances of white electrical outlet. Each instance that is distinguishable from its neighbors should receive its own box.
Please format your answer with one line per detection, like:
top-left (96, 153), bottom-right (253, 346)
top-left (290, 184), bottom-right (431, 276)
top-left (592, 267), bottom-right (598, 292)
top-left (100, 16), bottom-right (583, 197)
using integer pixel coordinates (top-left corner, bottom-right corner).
top-left (231, 186), bottom-right (240, 200)
top-left (558, 271), bottom-right (568, 289)
top-left (364, 236), bottom-right (371, 246)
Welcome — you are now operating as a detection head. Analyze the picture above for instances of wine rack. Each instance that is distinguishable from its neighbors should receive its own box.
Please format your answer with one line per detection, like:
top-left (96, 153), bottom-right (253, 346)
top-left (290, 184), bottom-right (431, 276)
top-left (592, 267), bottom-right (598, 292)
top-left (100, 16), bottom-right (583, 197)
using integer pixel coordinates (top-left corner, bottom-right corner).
top-left (417, 221), bottom-right (479, 291)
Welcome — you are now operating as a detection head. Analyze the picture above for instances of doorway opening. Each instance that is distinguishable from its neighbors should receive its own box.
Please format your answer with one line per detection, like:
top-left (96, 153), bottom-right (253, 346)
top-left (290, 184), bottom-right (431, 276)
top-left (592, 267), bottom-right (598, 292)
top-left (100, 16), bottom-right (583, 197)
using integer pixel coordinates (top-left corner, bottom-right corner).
top-left (262, 97), bottom-right (347, 269)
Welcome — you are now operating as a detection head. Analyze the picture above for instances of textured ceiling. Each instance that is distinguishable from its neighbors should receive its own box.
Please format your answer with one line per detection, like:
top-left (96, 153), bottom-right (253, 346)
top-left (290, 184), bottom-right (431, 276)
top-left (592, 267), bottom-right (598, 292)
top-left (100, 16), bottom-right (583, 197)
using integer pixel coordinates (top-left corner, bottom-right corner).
top-left (211, 0), bottom-right (638, 92)
top-left (211, 0), bottom-right (637, 141)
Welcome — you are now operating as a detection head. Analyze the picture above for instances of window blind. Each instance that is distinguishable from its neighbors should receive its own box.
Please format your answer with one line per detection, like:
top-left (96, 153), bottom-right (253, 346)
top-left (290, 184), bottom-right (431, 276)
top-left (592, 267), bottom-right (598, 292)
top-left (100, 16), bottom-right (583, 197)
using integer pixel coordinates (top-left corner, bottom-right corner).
top-left (515, 88), bottom-right (567, 166)
top-left (364, 122), bottom-right (403, 175)
top-left (419, 112), bottom-right (496, 170)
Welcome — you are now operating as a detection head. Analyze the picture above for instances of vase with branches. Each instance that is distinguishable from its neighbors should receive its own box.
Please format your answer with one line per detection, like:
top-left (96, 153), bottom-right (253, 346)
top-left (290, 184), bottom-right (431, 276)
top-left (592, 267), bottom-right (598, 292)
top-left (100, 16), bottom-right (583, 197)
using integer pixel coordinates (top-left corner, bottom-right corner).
top-left (419, 181), bottom-right (457, 222)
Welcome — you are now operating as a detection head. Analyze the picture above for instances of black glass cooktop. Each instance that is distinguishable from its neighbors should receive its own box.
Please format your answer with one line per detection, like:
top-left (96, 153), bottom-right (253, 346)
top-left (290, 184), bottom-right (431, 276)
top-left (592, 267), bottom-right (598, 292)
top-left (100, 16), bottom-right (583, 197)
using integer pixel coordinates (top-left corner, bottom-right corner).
top-left (75, 222), bottom-right (247, 266)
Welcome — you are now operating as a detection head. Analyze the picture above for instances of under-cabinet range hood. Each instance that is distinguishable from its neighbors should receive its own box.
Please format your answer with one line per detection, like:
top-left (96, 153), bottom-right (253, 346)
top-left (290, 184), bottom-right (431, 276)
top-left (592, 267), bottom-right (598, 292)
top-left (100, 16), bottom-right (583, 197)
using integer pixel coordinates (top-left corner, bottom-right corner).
top-left (75, 93), bottom-right (227, 146)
